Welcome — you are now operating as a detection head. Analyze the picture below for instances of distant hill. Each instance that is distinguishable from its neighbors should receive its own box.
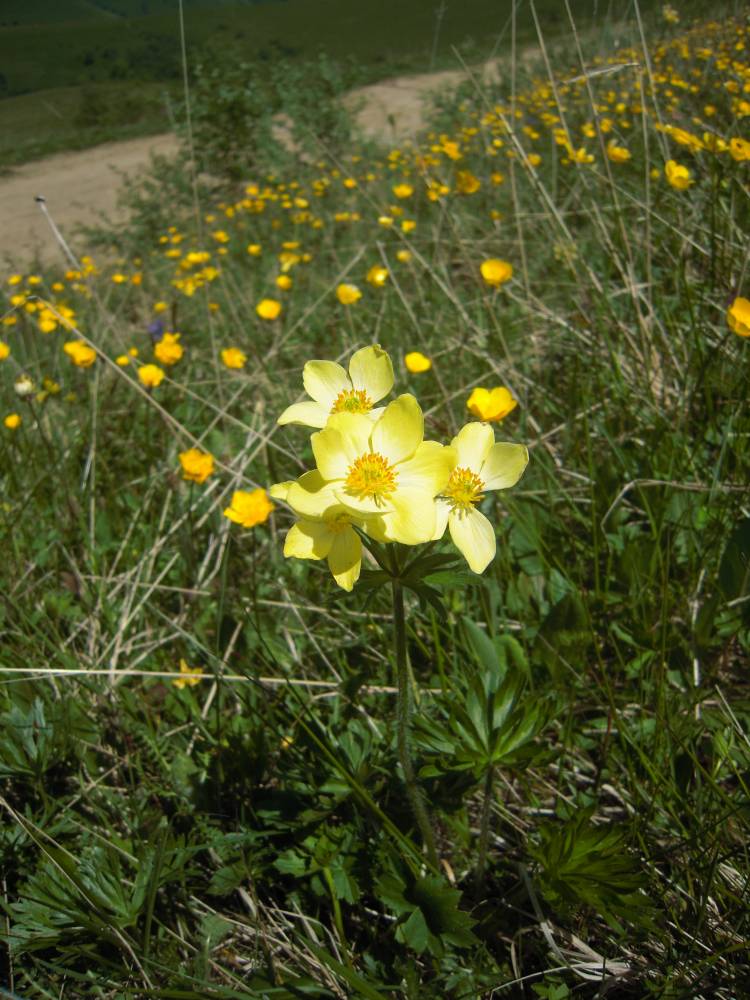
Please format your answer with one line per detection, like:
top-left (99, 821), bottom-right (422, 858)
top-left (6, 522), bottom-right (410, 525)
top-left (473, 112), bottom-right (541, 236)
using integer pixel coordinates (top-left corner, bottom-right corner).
top-left (0, 0), bottom-right (264, 27)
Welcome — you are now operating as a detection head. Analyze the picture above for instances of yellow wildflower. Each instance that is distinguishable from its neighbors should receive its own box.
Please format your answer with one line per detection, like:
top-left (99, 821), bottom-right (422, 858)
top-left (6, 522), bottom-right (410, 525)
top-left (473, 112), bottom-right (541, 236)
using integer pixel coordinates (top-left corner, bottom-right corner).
top-left (4, 413), bottom-right (21, 430)
top-left (392, 183), bottom-right (414, 198)
top-left (404, 351), bottom-right (432, 373)
top-left (729, 138), bottom-right (750, 162)
top-left (221, 347), bottom-right (247, 369)
top-left (455, 170), bottom-right (481, 194)
top-left (137, 364), bottom-right (165, 389)
top-left (256, 298), bottom-right (282, 320)
top-left (466, 386), bottom-right (518, 422)
top-left (366, 265), bottom-right (389, 288)
top-left (278, 344), bottom-right (394, 429)
top-left (480, 259), bottom-right (513, 287)
top-left (665, 160), bottom-right (693, 190)
top-left (727, 297), bottom-right (750, 337)
top-left (336, 283), bottom-right (362, 305)
top-left (276, 274), bottom-right (292, 291)
top-left (606, 140), bottom-right (631, 162)
top-left (179, 448), bottom-right (215, 484)
top-left (433, 422), bottom-right (528, 573)
top-left (154, 332), bottom-right (183, 366)
top-left (173, 659), bottom-right (203, 689)
top-left (63, 340), bottom-right (97, 368)
top-left (0, 341), bottom-right (9, 361)
top-left (223, 488), bottom-right (275, 528)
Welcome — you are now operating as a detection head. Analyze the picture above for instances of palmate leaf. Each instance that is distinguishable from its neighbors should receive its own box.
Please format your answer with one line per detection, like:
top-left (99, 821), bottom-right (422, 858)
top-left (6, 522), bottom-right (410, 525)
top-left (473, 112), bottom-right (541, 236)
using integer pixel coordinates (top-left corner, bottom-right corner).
top-left (376, 872), bottom-right (477, 956)
top-left (529, 810), bottom-right (655, 933)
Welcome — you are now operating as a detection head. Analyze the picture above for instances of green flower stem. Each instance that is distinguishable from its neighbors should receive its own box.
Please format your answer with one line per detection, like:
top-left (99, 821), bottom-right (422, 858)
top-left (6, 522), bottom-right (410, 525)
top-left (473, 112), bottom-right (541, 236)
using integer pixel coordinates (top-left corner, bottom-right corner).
top-left (474, 764), bottom-right (495, 898)
top-left (392, 579), bottom-right (439, 869)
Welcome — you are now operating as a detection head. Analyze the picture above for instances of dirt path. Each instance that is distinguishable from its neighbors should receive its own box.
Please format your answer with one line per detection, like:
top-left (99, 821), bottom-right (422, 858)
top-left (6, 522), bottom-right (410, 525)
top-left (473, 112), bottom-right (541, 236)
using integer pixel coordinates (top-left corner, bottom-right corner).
top-left (0, 62), bottom-right (503, 266)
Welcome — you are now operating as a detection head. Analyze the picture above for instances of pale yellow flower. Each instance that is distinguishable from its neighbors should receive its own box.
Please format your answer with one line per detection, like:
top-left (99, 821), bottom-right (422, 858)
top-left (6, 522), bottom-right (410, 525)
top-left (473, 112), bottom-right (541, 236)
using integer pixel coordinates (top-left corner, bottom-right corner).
top-left (300, 394), bottom-right (455, 546)
top-left (433, 422), bottom-right (528, 573)
top-left (223, 489), bottom-right (274, 528)
top-left (278, 344), bottom-right (394, 429)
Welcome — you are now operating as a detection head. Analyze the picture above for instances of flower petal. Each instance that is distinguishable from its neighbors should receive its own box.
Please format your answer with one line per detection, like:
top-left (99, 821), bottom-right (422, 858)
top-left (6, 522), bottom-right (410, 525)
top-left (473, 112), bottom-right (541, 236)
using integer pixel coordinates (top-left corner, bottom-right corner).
top-left (481, 443), bottom-right (529, 491)
top-left (333, 488), bottom-right (394, 516)
top-left (451, 421), bottom-right (494, 473)
top-left (371, 394), bottom-right (423, 466)
top-left (303, 360), bottom-right (349, 408)
top-left (327, 527), bottom-right (362, 591)
top-left (285, 472), bottom-right (341, 519)
top-left (277, 400), bottom-right (331, 428)
top-left (348, 344), bottom-right (394, 403)
top-left (379, 488), bottom-right (436, 544)
top-left (449, 507), bottom-right (496, 573)
top-left (284, 521), bottom-right (334, 560)
top-left (432, 498), bottom-right (450, 539)
top-left (397, 441), bottom-right (456, 494)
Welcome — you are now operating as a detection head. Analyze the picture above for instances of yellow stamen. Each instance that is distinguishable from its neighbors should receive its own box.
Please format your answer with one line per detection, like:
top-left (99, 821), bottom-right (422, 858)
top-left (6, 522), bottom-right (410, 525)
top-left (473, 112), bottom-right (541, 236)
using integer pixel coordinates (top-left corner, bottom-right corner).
top-left (345, 452), bottom-right (397, 501)
top-left (445, 467), bottom-right (484, 512)
top-left (331, 388), bottom-right (373, 414)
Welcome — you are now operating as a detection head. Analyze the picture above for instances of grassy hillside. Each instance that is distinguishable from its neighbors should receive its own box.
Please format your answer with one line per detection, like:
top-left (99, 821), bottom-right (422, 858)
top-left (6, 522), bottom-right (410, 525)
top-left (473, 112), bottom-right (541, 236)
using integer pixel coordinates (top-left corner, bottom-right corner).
top-left (0, 7), bottom-right (748, 996)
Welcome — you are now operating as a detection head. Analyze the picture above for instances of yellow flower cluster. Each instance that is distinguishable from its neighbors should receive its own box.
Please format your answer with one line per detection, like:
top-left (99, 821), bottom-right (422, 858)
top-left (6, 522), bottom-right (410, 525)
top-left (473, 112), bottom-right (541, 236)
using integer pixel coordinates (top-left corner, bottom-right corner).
top-left (272, 345), bottom-right (528, 590)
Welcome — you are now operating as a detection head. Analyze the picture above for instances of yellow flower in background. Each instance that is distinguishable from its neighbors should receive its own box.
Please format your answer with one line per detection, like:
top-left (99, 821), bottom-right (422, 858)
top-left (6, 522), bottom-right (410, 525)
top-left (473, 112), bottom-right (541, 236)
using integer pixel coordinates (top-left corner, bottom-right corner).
top-left (14, 374), bottom-right (35, 397)
top-left (4, 413), bottom-right (21, 430)
top-left (606, 140), bottom-right (631, 162)
top-left (63, 340), bottom-right (96, 368)
top-left (256, 298), bottom-right (282, 320)
top-left (224, 488), bottom-right (275, 528)
top-left (455, 170), bottom-right (481, 194)
top-left (300, 394), bottom-right (455, 546)
top-left (0, 341), bottom-right (9, 360)
top-left (405, 351), bottom-right (432, 373)
top-left (179, 448), bottom-right (215, 484)
top-left (221, 347), bottom-right (247, 369)
top-left (366, 265), bottom-right (389, 287)
top-left (729, 138), bottom-right (750, 162)
top-left (153, 301), bottom-right (169, 314)
top-left (173, 659), bottom-right (203, 689)
top-left (727, 297), bottom-right (750, 337)
top-left (154, 332), bottom-right (183, 366)
top-left (480, 259), bottom-right (513, 287)
top-left (433, 422), bottom-right (528, 573)
top-left (116, 354), bottom-right (130, 366)
top-left (662, 3), bottom-right (679, 24)
top-left (278, 344), bottom-right (394, 429)
top-left (138, 364), bottom-right (165, 389)
top-left (396, 249), bottom-right (412, 263)
top-left (336, 283), bottom-right (362, 305)
top-left (271, 478), bottom-right (364, 592)
top-left (467, 386), bottom-right (518, 422)
top-left (7, 274), bottom-right (22, 286)
top-left (665, 160), bottom-right (693, 190)
top-left (276, 274), bottom-right (292, 290)
top-left (392, 183), bottom-right (414, 198)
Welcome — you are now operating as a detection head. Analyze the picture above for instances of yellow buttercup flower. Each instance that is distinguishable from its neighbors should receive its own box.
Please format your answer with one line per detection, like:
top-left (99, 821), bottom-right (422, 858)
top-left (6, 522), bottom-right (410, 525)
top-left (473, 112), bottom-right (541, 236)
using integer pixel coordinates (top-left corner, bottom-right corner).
top-left (606, 140), bottom-right (631, 163)
top-left (480, 259), bottom-right (513, 287)
top-left (278, 344), bottom-right (394, 429)
top-left (4, 413), bottom-right (21, 430)
top-left (729, 138), bottom-right (750, 162)
top-left (223, 488), bottom-right (274, 528)
top-left (298, 394), bottom-right (455, 546)
top-left (154, 332), bottom-right (183, 366)
top-left (366, 265), bottom-right (389, 287)
top-left (392, 183), bottom-right (413, 198)
top-left (727, 297), bottom-right (750, 337)
top-left (179, 448), bottom-right (214, 484)
top-left (256, 298), bottom-right (282, 320)
top-left (221, 347), bottom-right (247, 369)
top-left (665, 160), bottom-right (693, 190)
top-left (63, 340), bottom-right (97, 368)
top-left (404, 351), bottom-right (432, 373)
top-left (336, 283), bottom-right (362, 305)
top-left (173, 659), bottom-right (203, 689)
top-left (138, 364), bottom-right (165, 389)
top-left (466, 386), bottom-right (517, 422)
top-left (0, 341), bottom-right (10, 361)
top-left (276, 274), bottom-right (292, 291)
top-left (116, 355), bottom-right (130, 366)
top-left (434, 422), bottom-right (528, 573)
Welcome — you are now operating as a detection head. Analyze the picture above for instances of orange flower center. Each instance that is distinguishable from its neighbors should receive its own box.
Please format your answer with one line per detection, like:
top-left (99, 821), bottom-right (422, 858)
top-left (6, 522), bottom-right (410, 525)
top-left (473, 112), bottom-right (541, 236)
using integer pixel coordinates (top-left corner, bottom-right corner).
top-left (331, 388), bottom-right (373, 414)
top-left (445, 467), bottom-right (484, 512)
top-left (345, 452), bottom-right (397, 501)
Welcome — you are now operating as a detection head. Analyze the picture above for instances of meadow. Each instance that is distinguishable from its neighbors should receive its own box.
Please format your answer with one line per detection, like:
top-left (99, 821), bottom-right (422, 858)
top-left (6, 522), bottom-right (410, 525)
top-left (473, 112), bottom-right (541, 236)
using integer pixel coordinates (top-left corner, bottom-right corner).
top-left (1, 3), bottom-right (749, 998)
